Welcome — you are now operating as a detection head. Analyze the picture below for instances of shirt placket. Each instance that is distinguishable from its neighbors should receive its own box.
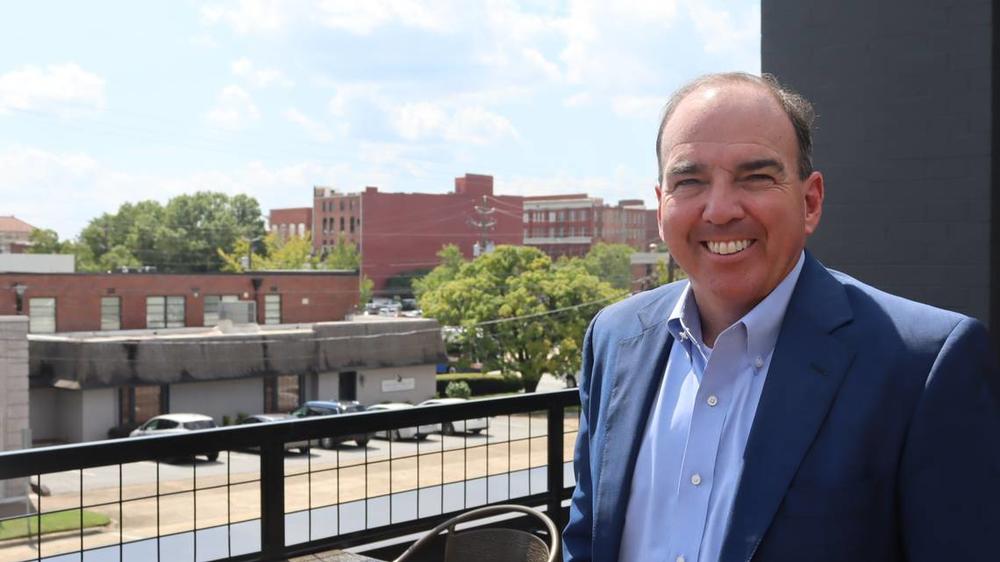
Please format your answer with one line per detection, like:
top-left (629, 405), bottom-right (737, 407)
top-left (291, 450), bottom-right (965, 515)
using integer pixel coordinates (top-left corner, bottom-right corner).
top-left (666, 331), bottom-right (743, 562)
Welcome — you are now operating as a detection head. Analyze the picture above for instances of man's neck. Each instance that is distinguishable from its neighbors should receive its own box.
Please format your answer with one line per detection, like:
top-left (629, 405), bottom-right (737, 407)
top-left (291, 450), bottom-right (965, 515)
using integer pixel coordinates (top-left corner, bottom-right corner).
top-left (692, 293), bottom-right (754, 348)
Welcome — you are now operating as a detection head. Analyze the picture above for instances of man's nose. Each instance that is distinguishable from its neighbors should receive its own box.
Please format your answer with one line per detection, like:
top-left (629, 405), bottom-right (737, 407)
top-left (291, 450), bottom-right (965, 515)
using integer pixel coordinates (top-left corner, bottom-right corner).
top-left (701, 181), bottom-right (745, 225)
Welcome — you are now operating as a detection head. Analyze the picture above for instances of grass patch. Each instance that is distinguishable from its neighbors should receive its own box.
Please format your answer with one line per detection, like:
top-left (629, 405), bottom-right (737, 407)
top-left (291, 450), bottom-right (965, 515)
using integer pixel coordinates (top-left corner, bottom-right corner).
top-left (0, 509), bottom-right (110, 541)
top-left (436, 372), bottom-right (493, 381)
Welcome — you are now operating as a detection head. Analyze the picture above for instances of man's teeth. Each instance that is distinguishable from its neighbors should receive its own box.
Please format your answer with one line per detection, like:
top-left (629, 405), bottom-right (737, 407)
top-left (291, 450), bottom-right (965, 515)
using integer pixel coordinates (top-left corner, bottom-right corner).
top-left (706, 240), bottom-right (751, 255)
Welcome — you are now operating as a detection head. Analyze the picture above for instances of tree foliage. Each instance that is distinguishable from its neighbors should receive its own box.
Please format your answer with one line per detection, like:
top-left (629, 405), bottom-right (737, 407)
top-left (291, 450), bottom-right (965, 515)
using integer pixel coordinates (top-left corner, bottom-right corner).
top-left (412, 244), bottom-right (466, 300)
top-left (581, 243), bottom-right (634, 291)
top-left (418, 245), bottom-right (627, 392)
top-left (42, 193), bottom-right (268, 272)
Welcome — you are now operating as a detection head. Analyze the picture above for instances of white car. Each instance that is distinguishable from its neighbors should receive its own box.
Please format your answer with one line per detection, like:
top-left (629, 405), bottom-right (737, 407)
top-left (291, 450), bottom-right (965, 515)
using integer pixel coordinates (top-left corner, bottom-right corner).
top-left (129, 413), bottom-right (220, 461)
top-left (418, 398), bottom-right (488, 435)
top-left (368, 403), bottom-right (440, 440)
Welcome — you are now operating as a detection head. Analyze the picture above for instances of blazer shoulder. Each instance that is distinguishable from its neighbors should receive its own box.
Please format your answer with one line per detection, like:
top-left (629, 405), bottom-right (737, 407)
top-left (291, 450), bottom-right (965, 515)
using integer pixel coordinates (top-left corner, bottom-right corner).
top-left (590, 280), bottom-right (687, 341)
top-left (827, 268), bottom-right (973, 340)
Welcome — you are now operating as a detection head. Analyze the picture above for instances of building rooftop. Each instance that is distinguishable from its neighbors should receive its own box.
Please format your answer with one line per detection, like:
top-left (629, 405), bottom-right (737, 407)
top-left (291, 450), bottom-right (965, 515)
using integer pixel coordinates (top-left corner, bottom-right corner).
top-left (0, 215), bottom-right (35, 233)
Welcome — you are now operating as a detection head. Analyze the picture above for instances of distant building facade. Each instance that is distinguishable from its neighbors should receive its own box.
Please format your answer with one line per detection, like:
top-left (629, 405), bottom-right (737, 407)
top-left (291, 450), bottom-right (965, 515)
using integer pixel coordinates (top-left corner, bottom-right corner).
top-left (268, 207), bottom-right (313, 241)
top-left (0, 216), bottom-right (35, 254)
top-left (28, 317), bottom-right (446, 443)
top-left (270, 173), bottom-right (665, 295)
top-left (0, 271), bottom-right (359, 334)
top-left (522, 195), bottom-right (658, 258)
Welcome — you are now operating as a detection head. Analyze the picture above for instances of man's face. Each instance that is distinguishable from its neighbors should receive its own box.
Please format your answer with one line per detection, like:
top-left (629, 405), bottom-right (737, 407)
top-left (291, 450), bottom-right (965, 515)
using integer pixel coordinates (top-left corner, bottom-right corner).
top-left (656, 83), bottom-right (823, 318)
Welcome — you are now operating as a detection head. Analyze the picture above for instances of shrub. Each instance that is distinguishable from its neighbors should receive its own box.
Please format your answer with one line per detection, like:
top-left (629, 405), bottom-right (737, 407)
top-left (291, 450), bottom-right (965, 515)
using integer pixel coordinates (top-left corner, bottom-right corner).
top-left (445, 381), bottom-right (472, 399)
top-left (436, 373), bottom-right (523, 396)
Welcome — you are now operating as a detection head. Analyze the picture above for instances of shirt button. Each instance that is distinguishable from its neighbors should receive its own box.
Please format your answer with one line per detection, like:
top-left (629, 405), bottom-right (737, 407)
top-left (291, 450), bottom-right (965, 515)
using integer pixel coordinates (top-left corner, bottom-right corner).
top-left (676, 556), bottom-right (686, 562)
top-left (754, 356), bottom-right (764, 369)
top-left (707, 395), bottom-right (718, 407)
top-left (690, 473), bottom-right (702, 486)
top-left (679, 331), bottom-right (689, 341)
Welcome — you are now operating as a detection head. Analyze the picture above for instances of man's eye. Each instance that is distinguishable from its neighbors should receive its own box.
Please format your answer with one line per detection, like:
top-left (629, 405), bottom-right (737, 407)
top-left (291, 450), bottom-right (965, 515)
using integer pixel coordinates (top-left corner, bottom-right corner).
top-left (745, 174), bottom-right (774, 183)
top-left (672, 178), bottom-right (702, 190)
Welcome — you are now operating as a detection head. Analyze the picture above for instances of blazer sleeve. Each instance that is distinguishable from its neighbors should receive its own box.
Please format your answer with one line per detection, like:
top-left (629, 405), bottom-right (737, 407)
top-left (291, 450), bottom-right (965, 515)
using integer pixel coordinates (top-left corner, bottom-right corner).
top-left (899, 317), bottom-right (1000, 561)
top-left (563, 315), bottom-right (600, 561)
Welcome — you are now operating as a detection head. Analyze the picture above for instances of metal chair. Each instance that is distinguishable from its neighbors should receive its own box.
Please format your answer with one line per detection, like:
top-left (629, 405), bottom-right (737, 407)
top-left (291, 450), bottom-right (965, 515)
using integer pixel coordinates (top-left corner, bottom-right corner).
top-left (393, 504), bottom-right (559, 562)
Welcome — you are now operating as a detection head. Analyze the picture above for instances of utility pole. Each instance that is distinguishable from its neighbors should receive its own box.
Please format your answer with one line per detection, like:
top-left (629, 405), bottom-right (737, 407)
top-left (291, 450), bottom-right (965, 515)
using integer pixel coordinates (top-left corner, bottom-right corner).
top-left (469, 195), bottom-right (496, 257)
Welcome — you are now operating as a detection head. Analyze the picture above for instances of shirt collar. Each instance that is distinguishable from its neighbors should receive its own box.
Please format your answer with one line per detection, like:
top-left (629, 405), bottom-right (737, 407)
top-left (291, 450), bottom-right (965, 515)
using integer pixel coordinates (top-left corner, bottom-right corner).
top-left (667, 251), bottom-right (806, 362)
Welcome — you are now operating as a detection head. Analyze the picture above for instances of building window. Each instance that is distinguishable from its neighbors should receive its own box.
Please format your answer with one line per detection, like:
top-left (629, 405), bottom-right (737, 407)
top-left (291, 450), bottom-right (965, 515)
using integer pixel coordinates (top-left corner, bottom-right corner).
top-left (119, 385), bottom-right (167, 426)
top-left (340, 199), bottom-right (345, 211)
top-left (340, 217), bottom-right (345, 231)
top-left (264, 374), bottom-right (303, 413)
top-left (350, 216), bottom-right (355, 233)
top-left (264, 294), bottom-right (281, 325)
top-left (101, 297), bottom-right (121, 331)
top-left (146, 296), bottom-right (185, 329)
top-left (204, 294), bottom-right (239, 326)
top-left (28, 297), bottom-right (56, 334)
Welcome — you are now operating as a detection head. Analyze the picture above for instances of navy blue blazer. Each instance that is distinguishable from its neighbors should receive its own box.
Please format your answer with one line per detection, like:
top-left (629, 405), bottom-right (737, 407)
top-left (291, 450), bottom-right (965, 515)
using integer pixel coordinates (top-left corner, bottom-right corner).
top-left (564, 253), bottom-right (1000, 561)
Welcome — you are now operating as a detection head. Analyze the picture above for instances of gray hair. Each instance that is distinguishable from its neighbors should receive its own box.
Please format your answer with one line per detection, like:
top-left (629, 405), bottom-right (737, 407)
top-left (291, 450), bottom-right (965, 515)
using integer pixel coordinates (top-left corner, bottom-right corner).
top-left (655, 72), bottom-right (816, 181)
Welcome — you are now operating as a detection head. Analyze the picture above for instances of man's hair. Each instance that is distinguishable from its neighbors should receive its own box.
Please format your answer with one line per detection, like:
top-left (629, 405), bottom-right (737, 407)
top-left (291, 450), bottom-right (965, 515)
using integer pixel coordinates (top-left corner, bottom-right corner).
top-left (655, 72), bottom-right (816, 181)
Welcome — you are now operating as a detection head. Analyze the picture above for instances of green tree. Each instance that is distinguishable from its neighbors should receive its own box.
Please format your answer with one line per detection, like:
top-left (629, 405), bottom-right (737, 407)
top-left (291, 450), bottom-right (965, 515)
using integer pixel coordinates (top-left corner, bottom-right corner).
top-left (27, 229), bottom-right (65, 253)
top-left (419, 245), bottom-right (626, 392)
top-left (412, 244), bottom-right (466, 300)
top-left (218, 233), bottom-right (320, 272)
top-left (323, 234), bottom-right (361, 269)
top-left (581, 243), bottom-right (634, 291)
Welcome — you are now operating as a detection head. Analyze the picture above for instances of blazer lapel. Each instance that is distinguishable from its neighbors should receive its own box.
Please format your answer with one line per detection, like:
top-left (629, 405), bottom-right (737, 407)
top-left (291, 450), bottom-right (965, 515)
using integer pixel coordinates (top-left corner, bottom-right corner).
top-left (593, 289), bottom-right (678, 561)
top-left (720, 255), bottom-right (856, 562)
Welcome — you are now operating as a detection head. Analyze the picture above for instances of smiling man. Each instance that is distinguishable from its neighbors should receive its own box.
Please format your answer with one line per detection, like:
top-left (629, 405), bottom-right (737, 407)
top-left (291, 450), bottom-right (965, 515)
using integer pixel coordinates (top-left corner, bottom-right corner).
top-left (563, 73), bottom-right (1000, 562)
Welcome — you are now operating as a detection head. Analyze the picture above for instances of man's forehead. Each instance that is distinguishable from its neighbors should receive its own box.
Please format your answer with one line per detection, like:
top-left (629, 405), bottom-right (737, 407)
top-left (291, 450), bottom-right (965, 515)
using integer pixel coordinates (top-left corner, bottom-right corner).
top-left (660, 85), bottom-right (796, 168)
top-left (664, 141), bottom-right (786, 172)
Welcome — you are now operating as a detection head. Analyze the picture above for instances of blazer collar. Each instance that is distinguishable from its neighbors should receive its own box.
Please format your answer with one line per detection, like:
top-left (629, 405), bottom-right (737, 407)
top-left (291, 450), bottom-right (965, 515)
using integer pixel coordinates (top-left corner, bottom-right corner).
top-left (720, 251), bottom-right (856, 562)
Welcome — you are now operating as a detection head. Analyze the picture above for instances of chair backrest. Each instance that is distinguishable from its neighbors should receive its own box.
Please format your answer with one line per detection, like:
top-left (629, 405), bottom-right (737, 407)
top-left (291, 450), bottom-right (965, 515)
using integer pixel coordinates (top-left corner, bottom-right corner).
top-left (444, 527), bottom-right (550, 562)
top-left (393, 504), bottom-right (559, 562)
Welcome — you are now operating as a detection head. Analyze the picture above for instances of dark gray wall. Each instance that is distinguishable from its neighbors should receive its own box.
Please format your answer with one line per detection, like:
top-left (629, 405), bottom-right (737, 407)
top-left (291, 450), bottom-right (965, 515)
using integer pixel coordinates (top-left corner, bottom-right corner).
top-left (762, 0), bottom-right (995, 328)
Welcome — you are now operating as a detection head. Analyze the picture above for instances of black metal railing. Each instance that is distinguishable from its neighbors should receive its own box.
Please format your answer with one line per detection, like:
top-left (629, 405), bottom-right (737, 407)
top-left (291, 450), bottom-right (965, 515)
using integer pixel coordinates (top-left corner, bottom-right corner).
top-left (0, 389), bottom-right (579, 562)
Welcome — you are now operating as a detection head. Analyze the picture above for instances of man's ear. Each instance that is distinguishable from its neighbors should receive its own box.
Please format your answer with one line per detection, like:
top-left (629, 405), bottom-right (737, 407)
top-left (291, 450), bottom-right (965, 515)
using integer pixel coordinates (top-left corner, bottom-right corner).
top-left (655, 184), bottom-right (666, 241)
top-left (803, 171), bottom-right (824, 235)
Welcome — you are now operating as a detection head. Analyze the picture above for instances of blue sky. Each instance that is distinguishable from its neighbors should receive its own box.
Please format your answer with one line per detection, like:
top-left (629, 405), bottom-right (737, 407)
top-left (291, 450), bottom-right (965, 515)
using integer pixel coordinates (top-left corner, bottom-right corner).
top-left (0, 0), bottom-right (759, 240)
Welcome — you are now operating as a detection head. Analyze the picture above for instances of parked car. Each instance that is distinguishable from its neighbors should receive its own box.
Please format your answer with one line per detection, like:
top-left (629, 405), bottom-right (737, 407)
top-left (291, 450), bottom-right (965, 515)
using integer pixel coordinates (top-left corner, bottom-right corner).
top-left (289, 401), bottom-right (371, 448)
top-left (418, 398), bottom-right (488, 435)
top-left (129, 413), bottom-right (220, 461)
top-left (238, 414), bottom-right (311, 454)
top-left (367, 403), bottom-right (440, 440)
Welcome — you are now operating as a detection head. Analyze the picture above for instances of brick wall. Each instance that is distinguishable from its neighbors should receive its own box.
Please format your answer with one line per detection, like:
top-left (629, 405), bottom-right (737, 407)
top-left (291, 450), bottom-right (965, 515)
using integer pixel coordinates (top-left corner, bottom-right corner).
top-left (763, 0), bottom-right (994, 328)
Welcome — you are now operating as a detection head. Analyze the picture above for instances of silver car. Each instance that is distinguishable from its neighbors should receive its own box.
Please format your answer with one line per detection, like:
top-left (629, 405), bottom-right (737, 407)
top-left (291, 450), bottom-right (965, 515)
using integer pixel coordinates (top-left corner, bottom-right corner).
top-left (129, 413), bottom-right (220, 461)
top-left (418, 398), bottom-right (488, 435)
top-left (368, 403), bottom-right (440, 440)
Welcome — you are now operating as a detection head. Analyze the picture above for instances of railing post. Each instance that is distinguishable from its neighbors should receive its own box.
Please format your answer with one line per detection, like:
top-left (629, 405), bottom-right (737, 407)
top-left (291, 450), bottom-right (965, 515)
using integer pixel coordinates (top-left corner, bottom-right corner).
top-left (260, 441), bottom-right (285, 559)
top-left (547, 404), bottom-right (565, 531)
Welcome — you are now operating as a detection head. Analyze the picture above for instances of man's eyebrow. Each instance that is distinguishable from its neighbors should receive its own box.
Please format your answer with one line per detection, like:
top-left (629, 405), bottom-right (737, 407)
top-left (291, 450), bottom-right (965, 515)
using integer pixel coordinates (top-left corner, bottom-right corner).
top-left (736, 158), bottom-right (784, 174)
top-left (667, 161), bottom-right (702, 175)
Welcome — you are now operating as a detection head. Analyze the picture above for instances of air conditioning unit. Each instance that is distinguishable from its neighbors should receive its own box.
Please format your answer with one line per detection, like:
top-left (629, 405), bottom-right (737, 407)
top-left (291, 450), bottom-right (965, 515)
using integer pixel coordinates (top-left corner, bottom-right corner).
top-left (220, 301), bottom-right (257, 324)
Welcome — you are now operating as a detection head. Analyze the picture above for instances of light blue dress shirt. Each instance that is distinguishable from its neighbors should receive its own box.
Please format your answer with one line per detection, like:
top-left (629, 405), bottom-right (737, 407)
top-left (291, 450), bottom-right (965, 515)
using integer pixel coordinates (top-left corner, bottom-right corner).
top-left (619, 252), bottom-right (805, 562)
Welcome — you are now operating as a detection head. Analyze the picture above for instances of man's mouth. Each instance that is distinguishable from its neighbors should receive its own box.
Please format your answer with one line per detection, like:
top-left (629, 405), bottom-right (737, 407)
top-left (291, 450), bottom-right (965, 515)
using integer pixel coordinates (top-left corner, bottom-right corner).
top-left (704, 239), bottom-right (753, 255)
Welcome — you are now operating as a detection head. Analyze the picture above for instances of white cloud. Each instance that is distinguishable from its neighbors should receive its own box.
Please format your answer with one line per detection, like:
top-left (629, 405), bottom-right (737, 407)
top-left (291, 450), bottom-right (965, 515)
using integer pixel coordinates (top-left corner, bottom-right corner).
top-left (563, 92), bottom-right (592, 108)
top-left (685, 0), bottom-right (760, 56)
top-left (390, 102), bottom-right (517, 144)
top-left (315, 0), bottom-right (454, 35)
top-left (201, 0), bottom-right (296, 34)
top-left (612, 95), bottom-right (664, 119)
top-left (284, 107), bottom-right (335, 142)
top-left (327, 82), bottom-right (382, 117)
top-left (231, 57), bottom-right (293, 88)
top-left (205, 85), bottom-right (260, 129)
top-left (0, 63), bottom-right (106, 116)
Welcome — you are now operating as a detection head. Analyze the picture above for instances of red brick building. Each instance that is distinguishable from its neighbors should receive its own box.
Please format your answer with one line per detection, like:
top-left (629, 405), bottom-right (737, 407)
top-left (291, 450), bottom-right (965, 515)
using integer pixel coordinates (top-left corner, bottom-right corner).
top-left (0, 271), bottom-right (359, 333)
top-left (268, 207), bottom-right (313, 241)
top-left (523, 195), bottom-right (659, 257)
top-left (360, 174), bottom-right (523, 293)
top-left (0, 216), bottom-right (35, 254)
